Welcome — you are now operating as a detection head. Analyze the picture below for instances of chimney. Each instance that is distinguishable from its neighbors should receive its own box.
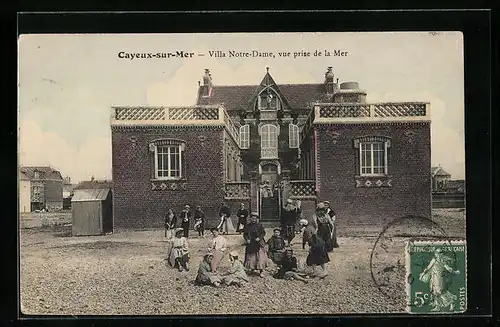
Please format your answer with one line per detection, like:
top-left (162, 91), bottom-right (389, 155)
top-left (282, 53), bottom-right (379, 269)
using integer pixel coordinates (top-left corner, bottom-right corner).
top-left (202, 69), bottom-right (213, 97)
top-left (91, 175), bottom-right (95, 182)
top-left (324, 67), bottom-right (335, 95)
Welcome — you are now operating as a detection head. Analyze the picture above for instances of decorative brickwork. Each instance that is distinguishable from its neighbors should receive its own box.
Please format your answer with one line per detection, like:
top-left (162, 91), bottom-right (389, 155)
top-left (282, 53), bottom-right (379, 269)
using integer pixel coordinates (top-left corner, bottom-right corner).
top-left (224, 182), bottom-right (251, 199)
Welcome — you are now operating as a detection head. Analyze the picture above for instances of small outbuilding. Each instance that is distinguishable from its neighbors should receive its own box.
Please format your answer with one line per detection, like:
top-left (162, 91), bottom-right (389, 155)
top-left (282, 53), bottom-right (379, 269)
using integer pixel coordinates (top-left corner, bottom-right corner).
top-left (71, 188), bottom-right (113, 236)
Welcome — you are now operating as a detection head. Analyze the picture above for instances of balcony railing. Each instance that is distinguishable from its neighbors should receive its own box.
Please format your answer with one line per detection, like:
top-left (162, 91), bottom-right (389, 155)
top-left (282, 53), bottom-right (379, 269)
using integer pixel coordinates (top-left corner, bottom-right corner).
top-left (111, 105), bottom-right (240, 147)
top-left (261, 148), bottom-right (278, 159)
top-left (289, 180), bottom-right (316, 198)
top-left (224, 182), bottom-right (251, 199)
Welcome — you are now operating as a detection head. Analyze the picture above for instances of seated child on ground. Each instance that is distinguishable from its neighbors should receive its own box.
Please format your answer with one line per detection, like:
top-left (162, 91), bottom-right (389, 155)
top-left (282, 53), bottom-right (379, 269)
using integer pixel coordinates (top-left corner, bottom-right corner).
top-left (221, 251), bottom-right (249, 287)
top-left (273, 248), bottom-right (309, 283)
top-left (194, 252), bottom-right (222, 287)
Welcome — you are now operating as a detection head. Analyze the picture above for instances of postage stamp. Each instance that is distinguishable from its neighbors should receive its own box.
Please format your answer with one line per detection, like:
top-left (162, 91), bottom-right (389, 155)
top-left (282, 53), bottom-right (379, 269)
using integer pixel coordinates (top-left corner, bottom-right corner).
top-left (405, 240), bottom-right (467, 314)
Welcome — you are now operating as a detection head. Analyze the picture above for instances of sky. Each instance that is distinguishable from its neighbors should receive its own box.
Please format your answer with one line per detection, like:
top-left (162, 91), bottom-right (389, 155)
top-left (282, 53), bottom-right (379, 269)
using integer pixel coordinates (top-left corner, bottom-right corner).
top-left (18, 32), bottom-right (465, 183)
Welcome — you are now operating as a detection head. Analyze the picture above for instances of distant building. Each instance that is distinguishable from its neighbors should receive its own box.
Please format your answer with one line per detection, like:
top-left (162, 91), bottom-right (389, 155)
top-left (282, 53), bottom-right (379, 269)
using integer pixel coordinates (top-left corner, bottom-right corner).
top-left (111, 67), bottom-right (432, 229)
top-left (19, 171), bottom-right (31, 213)
top-left (62, 176), bottom-right (75, 210)
top-left (73, 177), bottom-right (113, 191)
top-left (442, 179), bottom-right (465, 193)
top-left (431, 166), bottom-right (451, 191)
top-left (19, 166), bottom-right (64, 211)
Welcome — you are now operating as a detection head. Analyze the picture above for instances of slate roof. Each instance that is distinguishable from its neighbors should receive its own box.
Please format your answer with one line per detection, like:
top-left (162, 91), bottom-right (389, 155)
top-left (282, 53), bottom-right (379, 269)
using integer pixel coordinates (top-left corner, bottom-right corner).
top-left (431, 166), bottom-right (451, 177)
top-left (19, 166), bottom-right (63, 180)
top-left (73, 180), bottom-right (113, 190)
top-left (71, 188), bottom-right (110, 202)
top-left (196, 83), bottom-right (331, 111)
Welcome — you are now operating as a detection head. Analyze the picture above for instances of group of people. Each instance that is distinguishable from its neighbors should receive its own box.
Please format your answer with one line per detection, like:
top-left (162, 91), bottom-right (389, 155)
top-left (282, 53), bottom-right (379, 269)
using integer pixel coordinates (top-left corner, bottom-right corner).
top-left (165, 200), bottom-right (340, 287)
top-left (164, 203), bottom-right (251, 240)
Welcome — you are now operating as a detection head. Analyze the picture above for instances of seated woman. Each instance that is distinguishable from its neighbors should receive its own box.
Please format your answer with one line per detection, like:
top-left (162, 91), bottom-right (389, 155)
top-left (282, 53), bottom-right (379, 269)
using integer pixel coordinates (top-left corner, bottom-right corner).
top-left (167, 228), bottom-right (190, 272)
top-left (194, 252), bottom-right (222, 287)
top-left (267, 228), bottom-right (286, 265)
top-left (273, 248), bottom-right (308, 284)
top-left (221, 251), bottom-right (249, 287)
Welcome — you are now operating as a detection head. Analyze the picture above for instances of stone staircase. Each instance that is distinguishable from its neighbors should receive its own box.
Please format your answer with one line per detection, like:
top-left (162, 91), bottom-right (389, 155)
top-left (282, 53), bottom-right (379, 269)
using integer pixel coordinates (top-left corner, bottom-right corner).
top-left (260, 196), bottom-right (280, 228)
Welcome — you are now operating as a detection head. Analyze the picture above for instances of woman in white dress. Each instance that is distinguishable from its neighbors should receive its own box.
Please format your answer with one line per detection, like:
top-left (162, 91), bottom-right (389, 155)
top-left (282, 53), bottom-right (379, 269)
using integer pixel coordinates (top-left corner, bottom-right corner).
top-left (168, 228), bottom-right (190, 272)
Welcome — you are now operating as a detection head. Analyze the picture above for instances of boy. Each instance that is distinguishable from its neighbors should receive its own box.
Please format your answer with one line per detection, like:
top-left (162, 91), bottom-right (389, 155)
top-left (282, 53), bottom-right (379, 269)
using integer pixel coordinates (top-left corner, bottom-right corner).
top-left (267, 228), bottom-right (286, 265)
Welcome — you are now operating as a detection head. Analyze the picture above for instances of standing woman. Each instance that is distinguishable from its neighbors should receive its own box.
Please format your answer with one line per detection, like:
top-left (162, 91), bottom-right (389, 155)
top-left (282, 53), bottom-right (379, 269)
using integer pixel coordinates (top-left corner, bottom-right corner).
top-left (218, 203), bottom-right (235, 235)
top-left (243, 212), bottom-right (267, 277)
top-left (164, 208), bottom-right (177, 240)
top-left (194, 205), bottom-right (206, 237)
top-left (313, 202), bottom-right (335, 252)
top-left (180, 204), bottom-right (192, 238)
top-left (306, 234), bottom-right (330, 278)
top-left (236, 203), bottom-right (249, 234)
top-left (280, 199), bottom-right (298, 246)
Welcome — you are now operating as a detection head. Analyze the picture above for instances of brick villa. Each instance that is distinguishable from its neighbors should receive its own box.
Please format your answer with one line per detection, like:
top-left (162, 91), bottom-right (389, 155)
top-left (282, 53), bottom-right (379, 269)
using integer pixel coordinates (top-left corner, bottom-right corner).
top-left (111, 67), bottom-right (431, 229)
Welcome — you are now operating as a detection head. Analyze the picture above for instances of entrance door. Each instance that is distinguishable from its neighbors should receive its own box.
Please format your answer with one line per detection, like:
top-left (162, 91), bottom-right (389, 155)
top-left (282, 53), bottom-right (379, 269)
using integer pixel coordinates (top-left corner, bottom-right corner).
top-left (259, 164), bottom-right (281, 222)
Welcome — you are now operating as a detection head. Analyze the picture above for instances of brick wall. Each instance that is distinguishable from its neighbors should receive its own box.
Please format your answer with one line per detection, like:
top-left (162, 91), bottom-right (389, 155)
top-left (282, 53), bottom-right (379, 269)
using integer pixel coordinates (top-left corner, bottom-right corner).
top-left (316, 122), bottom-right (431, 228)
top-left (111, 126), bottom-right (226, 229)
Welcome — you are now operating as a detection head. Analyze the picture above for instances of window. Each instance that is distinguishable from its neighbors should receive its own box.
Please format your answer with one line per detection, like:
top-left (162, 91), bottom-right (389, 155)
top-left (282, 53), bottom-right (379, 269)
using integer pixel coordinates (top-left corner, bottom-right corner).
top-left (360, 142), bottom-right (386, 175)
top-left (239, 125), bottom-right (250, 149)
top-left (261, 124), bottom-right (278, 149)
top-left (289, 124), bottom-right (299, 148)
top-left (151, 140), bottom-right (185, 180)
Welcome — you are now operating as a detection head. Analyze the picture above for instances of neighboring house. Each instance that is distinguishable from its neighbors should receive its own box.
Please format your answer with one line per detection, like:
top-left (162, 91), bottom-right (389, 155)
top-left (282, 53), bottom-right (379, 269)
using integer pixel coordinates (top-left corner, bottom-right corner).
top-left (431, 165), bottom-right (452, 191)
top-left (442, 179), bottom-right (465, 194)
top-left (111, 67), bottom-right (432, 229)
top-left (73, 177), bottom-right (113, 191)
top-left (19, 171), bottom-right (31, 213)
top-left (62, 176), bottom-right (75, 210)
top-left (19, 166), bottom-right (64, 211)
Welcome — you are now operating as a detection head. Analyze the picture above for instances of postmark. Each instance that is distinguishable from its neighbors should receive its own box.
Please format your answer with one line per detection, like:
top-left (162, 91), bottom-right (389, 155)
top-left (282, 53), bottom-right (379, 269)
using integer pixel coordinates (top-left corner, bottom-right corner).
top-left (405, 239), bottom-right (467, 314)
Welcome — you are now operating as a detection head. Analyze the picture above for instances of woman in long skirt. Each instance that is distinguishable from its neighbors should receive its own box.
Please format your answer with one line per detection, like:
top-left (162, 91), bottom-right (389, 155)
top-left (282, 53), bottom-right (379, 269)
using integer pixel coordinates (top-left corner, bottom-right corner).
top-left (313, 202), bottom-right (335, 252)
top-left (243, 212), bottom-right (267, 277)
top-left (218, 203), bottom-right (236, 235)
top-left (164, 208), bottom-right (177, 240)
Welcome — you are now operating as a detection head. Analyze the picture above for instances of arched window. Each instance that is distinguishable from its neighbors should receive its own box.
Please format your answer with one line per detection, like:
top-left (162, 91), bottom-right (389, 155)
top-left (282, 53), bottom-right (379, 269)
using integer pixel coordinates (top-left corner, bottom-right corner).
top-left (239, 124), bottom-right (250, 149)
top-left (261, 124), bottom-right (278, 159)
top-left (289, 124), bottom-right (299, 148)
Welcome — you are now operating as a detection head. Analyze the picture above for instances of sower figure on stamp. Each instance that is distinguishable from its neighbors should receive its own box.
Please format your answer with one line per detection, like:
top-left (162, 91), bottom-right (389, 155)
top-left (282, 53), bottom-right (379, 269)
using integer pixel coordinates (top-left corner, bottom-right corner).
top-left (236, 203), bottom-right (249, 234)
top-left (194, 205), bottom-right (205, 237)
top-left (267, 228), bottom-right (286, 265)
top-left (281, 199), bottom-right (298, 246)
top-left (167, 228), bottom-right (190, 272)
top-left (313, 202), bottom-right (335, 252)
top-left (419, 248), bottom-right (461, 311)
top-left (180, 204), bottom-right (192, 238)
top-left (164, 208), bottom-right (177, 240)
top-left (218, 202), bottom-right (235, 235)
top-left (243, 212), bottom-right (267, 278)
top-left (323, 201), bottom-right (339, 248)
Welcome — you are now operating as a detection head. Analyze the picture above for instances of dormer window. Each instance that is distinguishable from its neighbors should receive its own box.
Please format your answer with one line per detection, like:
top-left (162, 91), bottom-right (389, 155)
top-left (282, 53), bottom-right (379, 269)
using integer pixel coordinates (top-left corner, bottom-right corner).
top-left (257, 88), bottom-right (281, 111)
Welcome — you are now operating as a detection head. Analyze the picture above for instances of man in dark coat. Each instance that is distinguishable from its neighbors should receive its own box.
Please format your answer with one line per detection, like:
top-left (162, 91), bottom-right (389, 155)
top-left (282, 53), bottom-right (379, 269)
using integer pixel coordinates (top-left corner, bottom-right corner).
top-left (236, 203), bottom-right (249, 234)
top-left (324, 201), bottom-right (339, 248)
top-left (180, 204), bottom-right (192, 238)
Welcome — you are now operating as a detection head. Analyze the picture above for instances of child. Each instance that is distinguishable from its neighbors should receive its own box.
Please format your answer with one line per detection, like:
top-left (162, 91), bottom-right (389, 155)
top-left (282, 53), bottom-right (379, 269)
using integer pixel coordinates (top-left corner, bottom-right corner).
top-left (267, 228), bottom-right (286, 265)
top-left (208, 227), bottom-right (228, 273)
top-left (274, 248), bottom-right (309, 283)
top-left (221, 251), bottom-right (249, 287)
top-left (194, 205), bottom-right (205, 237)
top-left (167, 228), bottom-right (190, 272)
top-left (195, 253), bottom-right (222, 287)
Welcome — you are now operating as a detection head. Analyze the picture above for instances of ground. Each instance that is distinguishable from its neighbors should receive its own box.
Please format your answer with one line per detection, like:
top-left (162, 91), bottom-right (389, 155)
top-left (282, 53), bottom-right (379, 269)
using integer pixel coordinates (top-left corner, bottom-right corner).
top-left (20, 209), bottom-right (466, 315)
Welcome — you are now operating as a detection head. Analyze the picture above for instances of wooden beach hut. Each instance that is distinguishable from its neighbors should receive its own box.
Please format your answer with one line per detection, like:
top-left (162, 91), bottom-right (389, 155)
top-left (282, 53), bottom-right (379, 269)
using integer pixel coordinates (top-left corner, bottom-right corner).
top-left (71, 188), bottom-right (113, 236)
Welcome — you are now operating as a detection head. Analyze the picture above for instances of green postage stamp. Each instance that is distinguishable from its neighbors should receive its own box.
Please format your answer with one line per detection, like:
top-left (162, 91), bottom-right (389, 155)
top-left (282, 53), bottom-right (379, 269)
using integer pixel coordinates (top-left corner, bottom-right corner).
top-left (405, 240), bottom-right (467, 314)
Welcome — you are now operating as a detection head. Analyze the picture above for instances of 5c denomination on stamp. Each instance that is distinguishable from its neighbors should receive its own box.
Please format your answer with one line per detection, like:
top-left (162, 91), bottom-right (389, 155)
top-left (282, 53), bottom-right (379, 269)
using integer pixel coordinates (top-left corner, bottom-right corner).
top-left (405, 240), bottom-right (467, 314)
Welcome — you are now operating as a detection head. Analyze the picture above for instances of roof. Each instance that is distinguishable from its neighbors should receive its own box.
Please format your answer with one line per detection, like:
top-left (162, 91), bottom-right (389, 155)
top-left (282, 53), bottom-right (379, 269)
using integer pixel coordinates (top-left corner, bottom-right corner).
top-left (71, 188), bottom-right (110, 202)
top-left (19, 166), bottom-right (63, 180)
top-left (443, 180), bottom-right (465, 191)
top-left (73, 180), bottom-right (114, 190)
top-left (431, 166), bottom-right (451, 177)
top-left (196, 83), bottom-right (331, 111)
top-left (19, 171), bottom-right (30, 181)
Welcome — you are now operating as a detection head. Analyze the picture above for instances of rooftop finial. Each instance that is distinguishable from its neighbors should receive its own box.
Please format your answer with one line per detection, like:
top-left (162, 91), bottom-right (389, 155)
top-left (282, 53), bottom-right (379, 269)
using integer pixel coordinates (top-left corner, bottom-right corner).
top-left (266, 66), bottom-right (269, 73)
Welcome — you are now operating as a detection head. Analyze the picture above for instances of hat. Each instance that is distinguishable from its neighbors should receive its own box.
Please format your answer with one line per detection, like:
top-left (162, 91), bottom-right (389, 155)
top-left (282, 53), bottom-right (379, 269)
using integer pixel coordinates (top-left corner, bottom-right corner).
top-left (250, 212), bottom-right (259, 218)
top-left (184, 204), bottom-right (190, 208)
top-left (316, 202), bottom-right (326, 210)
top-left (229, 251), bottom-right (238, 258)
top-left (323, 200), bottom-right (330, 205)
top-left (273, 228), bottom-right (281, 232)
top-left (299, 219), bottom-right (308, 226)
top-left (174, 228), bottom-right (184, 234)
top-left (286, 199), bottom-right (294, 204)
top-left (204, 252), bottom-right (214, 258)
